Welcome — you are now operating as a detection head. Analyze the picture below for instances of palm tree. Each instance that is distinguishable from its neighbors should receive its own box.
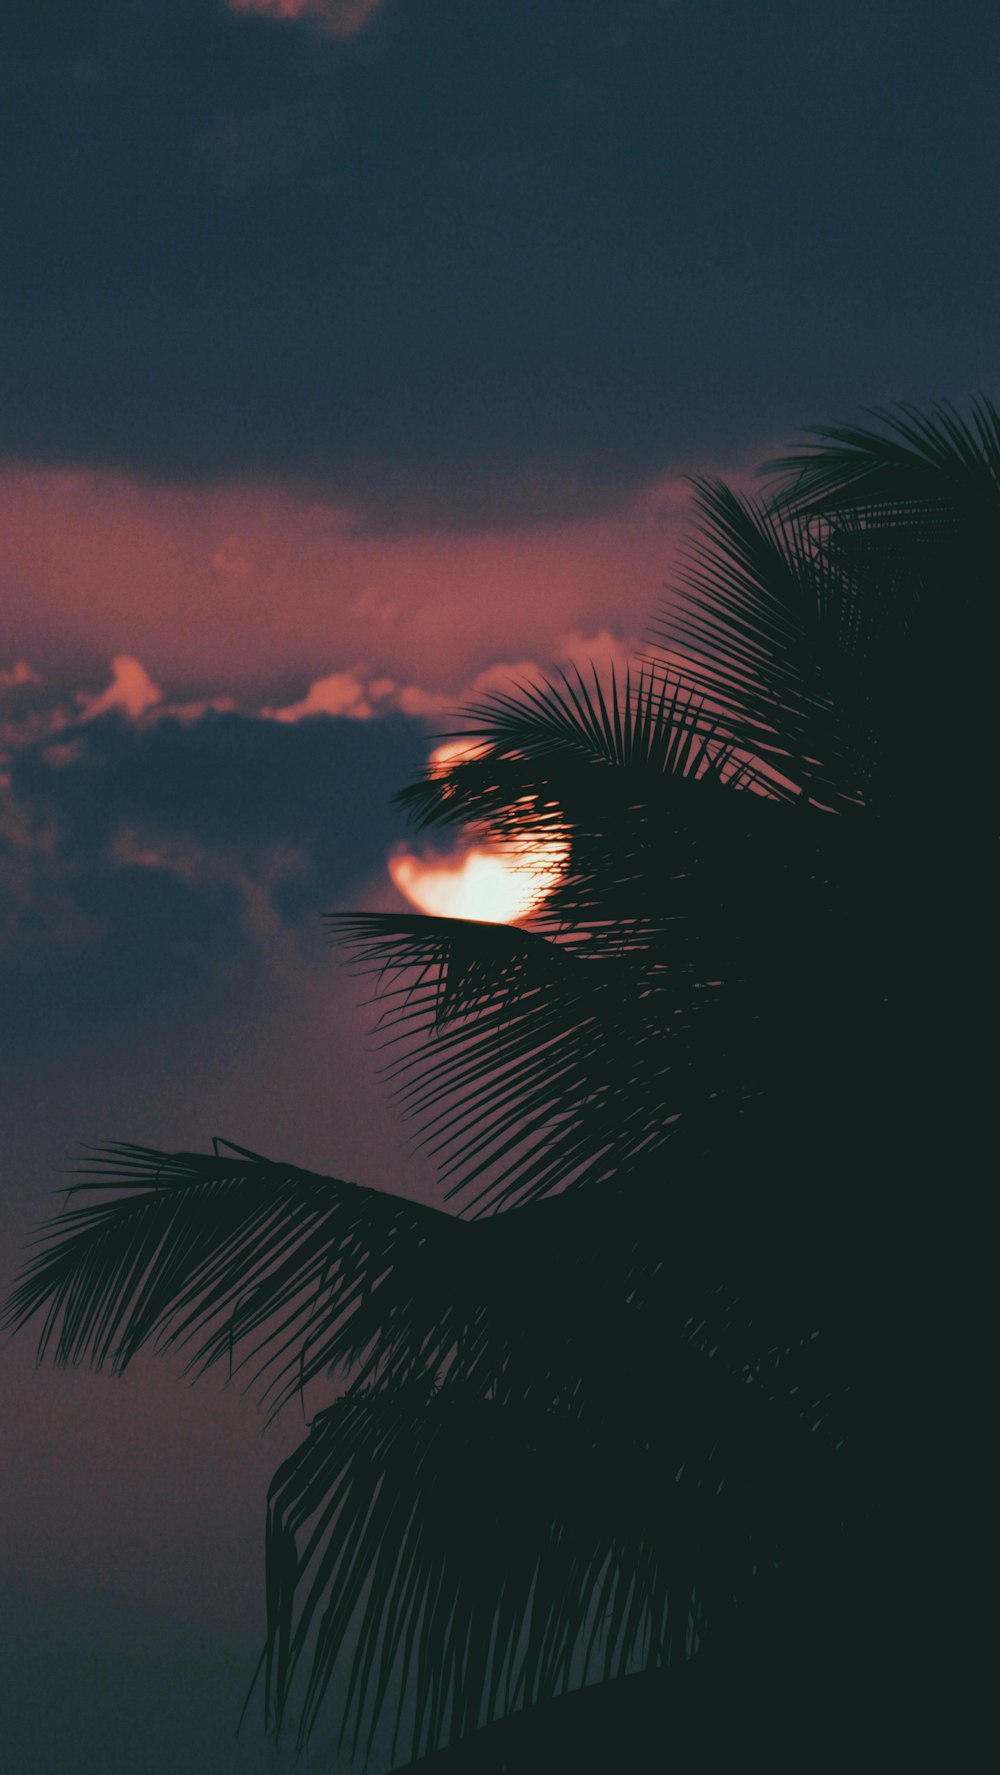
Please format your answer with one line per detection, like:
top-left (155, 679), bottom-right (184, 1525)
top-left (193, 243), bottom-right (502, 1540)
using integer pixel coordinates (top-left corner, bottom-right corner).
top-left (5, 401), bottom-right (995, 1769)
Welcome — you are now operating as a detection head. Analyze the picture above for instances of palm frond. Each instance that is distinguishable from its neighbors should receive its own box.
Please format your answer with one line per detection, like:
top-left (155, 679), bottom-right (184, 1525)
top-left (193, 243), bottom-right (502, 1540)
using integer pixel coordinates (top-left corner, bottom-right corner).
top-left (649, 404), bottom-right (998, 814)
top-left (394, 668), bottom-right (791, 956)
top-left (764, 397), bottom-right (1000, 520)
top-left (261, 1207), bottom-right (859, 1760)
top-left (650, 478), bottom-right (887, 807)
top-left (395, 665), bottom-right (768, 845)
top-left (382, 1668), bottom-right (691, 1774)
top-left (1, 1143), bottom-right (469, 1413)
top-left (0, 1142), bottom-right (686, 1419)
top-left (333, 907), bottom-right (722, 1212)
top-left (263, 1387), bottom-right (678, 1760)
top-left (332, 769), bottom-right (872, 1215)
top-left (261, 1308), bottom-right (849, 1764)
top-left (329, 657), bottom-right (866, 1214)
top-left (757, 399), bottom-right (998, 817)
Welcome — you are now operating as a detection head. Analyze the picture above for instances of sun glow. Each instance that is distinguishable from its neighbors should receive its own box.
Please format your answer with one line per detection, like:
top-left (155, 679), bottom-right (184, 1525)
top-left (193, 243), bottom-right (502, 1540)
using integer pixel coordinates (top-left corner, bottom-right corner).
top-left (389, 839), bottom-right (567, 924)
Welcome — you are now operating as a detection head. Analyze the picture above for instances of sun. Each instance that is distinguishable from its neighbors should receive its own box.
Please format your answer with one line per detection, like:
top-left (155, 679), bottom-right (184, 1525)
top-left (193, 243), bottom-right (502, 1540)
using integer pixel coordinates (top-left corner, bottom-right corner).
top-left (389, 839), bottom-right (567, 924)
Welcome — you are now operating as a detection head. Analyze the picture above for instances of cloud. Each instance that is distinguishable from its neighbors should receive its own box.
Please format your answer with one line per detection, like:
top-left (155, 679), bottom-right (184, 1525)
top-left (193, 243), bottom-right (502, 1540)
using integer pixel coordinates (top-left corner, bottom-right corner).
top-left (0, 609), bottom-right (701, 1015)
top-left (464, 627), bottom-right (644, 705)
top-left (262, 667), bottom-right (444, 724)
top-left (1, 671), bottom-right (74, 776)
top-left (209, 535), bottom-right (255, 583)
top-left (0, 465), bottom-right (692, 710)
top-left (261, 624), bottom-right (653, 730)
top-left (0, 661), bottom-right (42, 692)
top-left (79, 655), bottom-right (163, 722)
top-left (3, 3), bottom-right (993, 515)
top-left (8, 624), bottom-right (672, 1028)
top-left (226, 0), bottom-right (386, 36)
top-left (0, 696), bottom-right (428, 1029)
top-left (264, 669), bottom-right (373, 721)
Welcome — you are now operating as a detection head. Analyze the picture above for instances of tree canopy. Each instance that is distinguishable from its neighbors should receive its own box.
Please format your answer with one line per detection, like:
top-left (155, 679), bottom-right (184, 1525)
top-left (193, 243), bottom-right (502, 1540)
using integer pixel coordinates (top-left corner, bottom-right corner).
top-left (6, 400), bottom-right (995, 1769)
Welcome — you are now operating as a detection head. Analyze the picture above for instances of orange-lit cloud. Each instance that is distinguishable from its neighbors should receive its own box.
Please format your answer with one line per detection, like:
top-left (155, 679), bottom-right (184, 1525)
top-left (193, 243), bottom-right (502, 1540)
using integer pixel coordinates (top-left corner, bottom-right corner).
top-left (226, 0), bottom-right (385, 37)
top-left (265, 669), bottom-right (377, 722)
top-left (259, 625), bottom-right (665, 732)
top-left (79, 655), bottom-right (163, 722)
top-left (73, 656), bottom-right (237, 729)
top-left (263, 668), bottom-right (446, 724)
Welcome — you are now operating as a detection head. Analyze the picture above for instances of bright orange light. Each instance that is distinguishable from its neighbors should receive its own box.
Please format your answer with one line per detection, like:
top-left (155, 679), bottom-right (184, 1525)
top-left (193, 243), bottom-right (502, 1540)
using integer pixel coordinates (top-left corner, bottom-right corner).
top-left (427, 739), bottom-right (488, 769)
top-left (389, 839), bottom-right (567, 924)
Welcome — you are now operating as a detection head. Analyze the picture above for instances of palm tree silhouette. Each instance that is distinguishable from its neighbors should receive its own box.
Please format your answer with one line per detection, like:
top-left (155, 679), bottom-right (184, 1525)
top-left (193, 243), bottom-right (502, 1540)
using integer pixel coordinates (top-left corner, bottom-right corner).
top-left (6, 402), bottom-right (995, 1769)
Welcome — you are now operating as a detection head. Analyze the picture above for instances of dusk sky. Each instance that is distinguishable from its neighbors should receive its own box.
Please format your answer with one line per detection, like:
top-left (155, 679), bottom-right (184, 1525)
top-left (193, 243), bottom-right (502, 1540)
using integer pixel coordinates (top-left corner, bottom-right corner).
top-left (2, 3), bottom-right (998, 1770)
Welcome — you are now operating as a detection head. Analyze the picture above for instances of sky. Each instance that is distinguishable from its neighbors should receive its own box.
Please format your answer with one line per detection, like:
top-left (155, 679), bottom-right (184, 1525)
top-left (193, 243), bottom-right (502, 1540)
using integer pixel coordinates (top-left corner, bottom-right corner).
top-left (2, 2), bottom-right (998, 1770)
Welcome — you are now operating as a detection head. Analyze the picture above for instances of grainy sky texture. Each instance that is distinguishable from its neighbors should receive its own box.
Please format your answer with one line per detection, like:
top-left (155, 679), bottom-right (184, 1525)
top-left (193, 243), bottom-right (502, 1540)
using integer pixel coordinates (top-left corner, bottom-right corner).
top-left (1, 3), bottom-right (998, 1770)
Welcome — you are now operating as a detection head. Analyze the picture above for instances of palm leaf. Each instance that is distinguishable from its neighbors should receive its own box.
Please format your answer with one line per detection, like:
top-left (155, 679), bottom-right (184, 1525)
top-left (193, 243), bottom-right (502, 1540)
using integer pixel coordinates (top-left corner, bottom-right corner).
top-left (263, 1389), bottom-right (683, 1761)
top-left (333, 909), bottom-right (703, 1211)
top-left (764, 397), bottom-right (1000, 520)
top-left (260, 1292), bottom-right (850, 1764)
top-left (1, 1143), bottom-right (472, 1413)
top-left (395, 665), bottom-right (768, 843)
top-left (650, 478), bottom-right (891, 807)
top-left (647, 406), bottom-right (998, 818)
top-left (332, 796), bottom-right (870, 1214)
top-left (330, 665), bottom-right (863, 1212)
top-left (758, 400), bottom-right (998, 819)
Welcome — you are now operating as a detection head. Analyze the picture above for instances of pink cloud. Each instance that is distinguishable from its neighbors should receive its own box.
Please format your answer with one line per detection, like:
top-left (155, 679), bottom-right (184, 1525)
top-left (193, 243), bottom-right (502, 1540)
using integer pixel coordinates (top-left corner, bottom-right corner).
top-left (209, 535), bottom-right (255, 583)
top-left (262, 667), bottom-right (447, 724)
top-left (259, 628), bottom-right (655, 732)
top-left (226, 0), bottom-right (385, 38)
top-left (264, 669), bottom-right (374, 722)
top-left (72, 657), bottom-right (236, 729)
top-left (0, 465), bottom-right (699, 711)
top-left (0, 660), bottom-right (42, 692)
top-left (79, 655), bottom-right (164, 722)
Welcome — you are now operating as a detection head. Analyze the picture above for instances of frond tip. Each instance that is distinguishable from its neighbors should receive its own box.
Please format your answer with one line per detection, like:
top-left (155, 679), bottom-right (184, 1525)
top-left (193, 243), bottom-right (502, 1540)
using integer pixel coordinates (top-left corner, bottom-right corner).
top-left (763, 396), bottom-right (1000, 516)
top-left (1, 1143), bottom-right (461, 1411)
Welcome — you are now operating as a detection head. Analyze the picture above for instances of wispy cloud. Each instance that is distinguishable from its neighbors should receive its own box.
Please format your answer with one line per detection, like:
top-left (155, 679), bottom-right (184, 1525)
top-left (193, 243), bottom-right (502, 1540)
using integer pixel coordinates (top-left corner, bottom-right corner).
top-left (0, 661), bottom-right (41, 692)
top-left (226, 0), bottom-right (386, 39)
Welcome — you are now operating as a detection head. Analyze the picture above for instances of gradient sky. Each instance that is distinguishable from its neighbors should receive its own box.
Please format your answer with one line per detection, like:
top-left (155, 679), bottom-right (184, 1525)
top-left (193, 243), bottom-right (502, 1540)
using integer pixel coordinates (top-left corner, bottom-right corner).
top-left (2, 3), bottom-right (999, 1770)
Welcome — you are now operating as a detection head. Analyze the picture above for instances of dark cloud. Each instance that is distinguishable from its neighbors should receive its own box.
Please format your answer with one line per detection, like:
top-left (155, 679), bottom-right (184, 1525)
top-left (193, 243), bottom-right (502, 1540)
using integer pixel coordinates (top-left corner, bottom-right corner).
top-left (5, 856), bottom-right (246, 1025)
top-left (2, 1), bottom-right (998, 522)
top-left (1, 704), bottom-right (428, 1030)
top-left (11, 705), bottom-right (426, 859)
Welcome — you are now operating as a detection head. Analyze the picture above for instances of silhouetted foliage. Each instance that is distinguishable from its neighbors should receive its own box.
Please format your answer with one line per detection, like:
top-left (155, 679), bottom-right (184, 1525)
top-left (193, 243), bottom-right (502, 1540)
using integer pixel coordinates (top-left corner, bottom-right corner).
top-left (6, 401), bottom-right (995, 1768)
